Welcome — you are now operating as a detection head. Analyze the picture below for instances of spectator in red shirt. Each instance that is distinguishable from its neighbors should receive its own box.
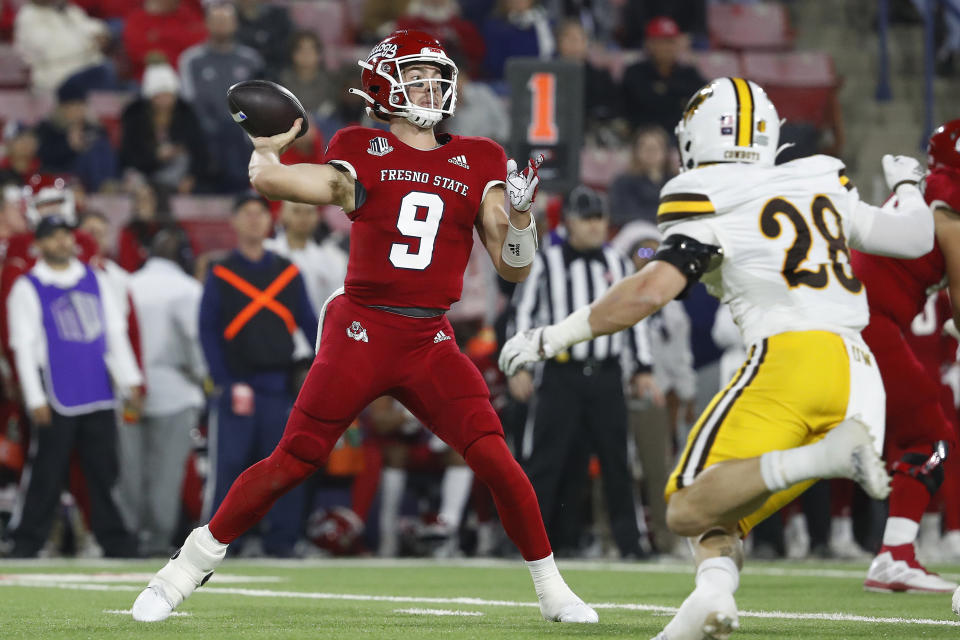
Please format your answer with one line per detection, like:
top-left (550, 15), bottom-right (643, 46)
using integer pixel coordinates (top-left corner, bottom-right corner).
top-left (123, 0), bottom-right (207, 80)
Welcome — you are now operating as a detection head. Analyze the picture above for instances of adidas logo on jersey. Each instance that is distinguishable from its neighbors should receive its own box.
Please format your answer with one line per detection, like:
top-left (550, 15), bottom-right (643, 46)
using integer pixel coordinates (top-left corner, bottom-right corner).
top-left (434, 330), bottom-right (452, 343)
top-left (448, 155), bottom-right (470, 169)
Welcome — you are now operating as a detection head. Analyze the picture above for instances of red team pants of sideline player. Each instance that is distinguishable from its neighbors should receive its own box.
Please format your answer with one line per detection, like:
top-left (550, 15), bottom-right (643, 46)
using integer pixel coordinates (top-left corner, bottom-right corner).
top-left (210, 292), bottom-right (551, 560)
top-left (861, 312), bottom-right (960, 522)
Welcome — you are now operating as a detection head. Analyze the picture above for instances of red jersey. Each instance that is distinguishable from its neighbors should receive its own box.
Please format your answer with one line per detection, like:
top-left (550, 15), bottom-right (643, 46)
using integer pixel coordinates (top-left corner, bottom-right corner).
top-left (906, 290), bottom-right (958, 377)
top-left (850, 167), bottom-right (960, 328)
top-left (324, 127), bottom-right (506, 310)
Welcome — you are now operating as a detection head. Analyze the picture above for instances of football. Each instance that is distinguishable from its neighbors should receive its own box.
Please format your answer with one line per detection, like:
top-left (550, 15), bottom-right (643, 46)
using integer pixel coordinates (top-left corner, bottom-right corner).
top-left (226, 79), bottom-right (309, 139)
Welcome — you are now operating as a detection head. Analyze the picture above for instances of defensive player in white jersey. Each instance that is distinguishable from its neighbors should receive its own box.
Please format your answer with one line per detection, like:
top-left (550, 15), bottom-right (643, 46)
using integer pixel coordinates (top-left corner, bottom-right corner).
top-left (501, 77), bottom-right (934, 640)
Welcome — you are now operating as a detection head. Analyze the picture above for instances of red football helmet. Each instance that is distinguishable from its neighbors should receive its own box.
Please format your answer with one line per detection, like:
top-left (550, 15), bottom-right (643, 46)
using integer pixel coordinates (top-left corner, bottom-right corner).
top-left (22, 174), bottom-right (76, 226)
top-left (349, 30), bottom-right (458, 129)
top-left (928, 119), bottom-right (960, 171)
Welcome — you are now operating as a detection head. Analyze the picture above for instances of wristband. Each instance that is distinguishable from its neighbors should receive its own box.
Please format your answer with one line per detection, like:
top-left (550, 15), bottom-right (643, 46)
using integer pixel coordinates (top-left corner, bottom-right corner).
top-left (501, 214), bottom-right (538, 268)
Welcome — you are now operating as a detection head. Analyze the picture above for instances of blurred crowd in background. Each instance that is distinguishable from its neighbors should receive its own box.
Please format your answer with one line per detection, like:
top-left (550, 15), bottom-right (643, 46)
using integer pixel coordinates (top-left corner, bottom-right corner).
top-left (0, 0), bottom-right (959, 564)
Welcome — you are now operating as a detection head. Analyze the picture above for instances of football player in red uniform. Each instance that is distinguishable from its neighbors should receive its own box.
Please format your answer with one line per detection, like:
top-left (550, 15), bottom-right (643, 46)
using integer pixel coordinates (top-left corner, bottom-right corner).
top-left (133, 30), bottom-right (598, 625)
top-left (850, 119), bottom-right (960, 593)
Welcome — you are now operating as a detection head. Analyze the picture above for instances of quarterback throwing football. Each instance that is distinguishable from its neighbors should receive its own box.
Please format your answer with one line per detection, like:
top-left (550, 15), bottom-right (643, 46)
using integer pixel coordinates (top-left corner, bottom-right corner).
top-left (132, 30), bottom-right (597, 625)
top-left (500, 78), bottom-right (934, 639)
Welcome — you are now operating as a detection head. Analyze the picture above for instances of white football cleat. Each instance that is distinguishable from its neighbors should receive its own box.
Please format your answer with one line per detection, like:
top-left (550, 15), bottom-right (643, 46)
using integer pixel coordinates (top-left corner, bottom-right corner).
top-left (952, 585), bottom-right (960, 615)
top-left (131, 585), bottom-right (175, 622)
top-left (864, 544), bottom-right (958, 593)
top-left (537, 585), bottom-right (598, 623)
top-left (654, 587), bottom-right (739, 640)
top-left (131, 525), bottom-right (227, 622)
top-left (822, 418), bottom-right (891, 500)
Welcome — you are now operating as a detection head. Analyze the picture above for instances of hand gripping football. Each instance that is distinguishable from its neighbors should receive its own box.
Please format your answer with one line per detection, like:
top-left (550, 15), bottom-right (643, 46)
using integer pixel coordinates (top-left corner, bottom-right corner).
top-left (226, 79), bottom-right (309, 139)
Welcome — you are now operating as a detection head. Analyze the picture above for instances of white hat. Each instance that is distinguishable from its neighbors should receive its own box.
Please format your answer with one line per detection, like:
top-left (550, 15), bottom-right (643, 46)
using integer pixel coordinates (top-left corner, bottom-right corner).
top-left (142, 63), bottom-right (180, 98)
top-left (610, 221), bottom-right (661, 257)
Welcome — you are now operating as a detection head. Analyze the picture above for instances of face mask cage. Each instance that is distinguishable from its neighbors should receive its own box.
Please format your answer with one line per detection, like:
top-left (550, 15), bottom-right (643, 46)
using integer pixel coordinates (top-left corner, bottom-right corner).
top-left (383, 55), bottom-right (457, 124)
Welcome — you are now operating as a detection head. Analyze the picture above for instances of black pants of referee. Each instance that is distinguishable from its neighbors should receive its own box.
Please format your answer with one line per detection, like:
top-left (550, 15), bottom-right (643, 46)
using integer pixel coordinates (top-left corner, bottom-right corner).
top-left (10, 408), bottom-right (136, 558)
top-left (523, 360), bottom-right (641, 557)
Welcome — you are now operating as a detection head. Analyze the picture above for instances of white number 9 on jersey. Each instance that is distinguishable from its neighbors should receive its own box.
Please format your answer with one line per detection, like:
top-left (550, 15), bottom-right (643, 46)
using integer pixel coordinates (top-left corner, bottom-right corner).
top-left (389, 191), bottom-right (445, 270)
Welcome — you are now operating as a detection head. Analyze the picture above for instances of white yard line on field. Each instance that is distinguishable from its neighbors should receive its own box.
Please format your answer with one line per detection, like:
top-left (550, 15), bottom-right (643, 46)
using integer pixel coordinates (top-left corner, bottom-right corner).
top-left (2, 557), bottom-right (957, 582)
top-left (104, 609), bottom-right (191, 617)
top-left (394, 608), bottom-right (483, 616)
top-left (1, 579), bottom-right (959, 627)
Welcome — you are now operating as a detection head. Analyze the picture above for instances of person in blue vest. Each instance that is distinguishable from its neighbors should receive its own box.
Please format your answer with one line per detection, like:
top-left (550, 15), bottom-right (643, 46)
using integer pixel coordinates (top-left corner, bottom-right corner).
top-left (6, 214), bottom-right (143, 558)
top-left (199, 191), bottom-right (317, 557)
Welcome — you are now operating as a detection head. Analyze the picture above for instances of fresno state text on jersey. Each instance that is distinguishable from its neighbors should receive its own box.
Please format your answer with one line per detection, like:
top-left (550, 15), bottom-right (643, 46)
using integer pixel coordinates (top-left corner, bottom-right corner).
top-left (324, 127), bottom-right (506, 309)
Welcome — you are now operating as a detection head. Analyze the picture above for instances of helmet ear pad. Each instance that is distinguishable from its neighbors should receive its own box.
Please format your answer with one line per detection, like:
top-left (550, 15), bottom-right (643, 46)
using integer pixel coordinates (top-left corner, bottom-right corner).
top-left (676, 78), bottom-right (780, 170)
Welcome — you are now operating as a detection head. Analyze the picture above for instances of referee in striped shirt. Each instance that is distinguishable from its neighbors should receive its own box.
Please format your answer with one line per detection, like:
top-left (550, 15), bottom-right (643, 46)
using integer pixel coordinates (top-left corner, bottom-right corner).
top-left (505, 185), bottom-right (657, 558)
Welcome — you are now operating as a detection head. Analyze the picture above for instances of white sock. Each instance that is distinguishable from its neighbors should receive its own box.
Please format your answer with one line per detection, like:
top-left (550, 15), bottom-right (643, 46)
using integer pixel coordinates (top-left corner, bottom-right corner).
top-left (882, 516), bottom-right (920, 547)
top-left (695, 556), bottom-right (739, 594)
top-left (379, 468), bottom-right (406, 553)
top-left (760, 440), bottom-right (834, 492)
top-left (198, 525), bottom-right (228, 553)
top-left (438, 466), bottom-right (473, 529)
top-left (526, 553), bottom-right (569, 599)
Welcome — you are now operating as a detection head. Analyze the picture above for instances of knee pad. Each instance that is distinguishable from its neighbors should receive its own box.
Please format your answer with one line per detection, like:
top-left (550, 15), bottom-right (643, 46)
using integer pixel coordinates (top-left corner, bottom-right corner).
top-left (891, 440), bottom-right (949, 496)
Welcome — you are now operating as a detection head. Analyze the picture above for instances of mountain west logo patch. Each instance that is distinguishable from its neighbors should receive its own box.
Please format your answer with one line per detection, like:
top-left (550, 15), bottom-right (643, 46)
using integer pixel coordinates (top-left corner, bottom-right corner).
top-left (346, 321), bottom-right (369, 342)
top-left (448, 154), bottom-right (470, 169)
top-left (367, 137), bottom-right (394, 157)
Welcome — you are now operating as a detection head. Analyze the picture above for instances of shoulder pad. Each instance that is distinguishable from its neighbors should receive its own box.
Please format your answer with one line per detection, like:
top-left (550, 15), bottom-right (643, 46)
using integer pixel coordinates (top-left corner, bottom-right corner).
top-left (658, 172), bottom-right (717, 229)
top-left (924, 169), bottom-right (960, 212)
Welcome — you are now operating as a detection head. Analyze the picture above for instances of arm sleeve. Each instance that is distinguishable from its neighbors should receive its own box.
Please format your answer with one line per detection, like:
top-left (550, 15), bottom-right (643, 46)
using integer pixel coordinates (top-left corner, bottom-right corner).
top-left (506, 253), bottom-right (543, 336)
top-left (672, 304), bottom-right (697, 401)
top-left (8, 278), bottom-right (46, 411)
top-left (98, 272), bottom-right (143, 390)
top-left (480, 140), bottom-right (507, 203)
top-left (198, 271), bottom-right (232, 386)
top-left (847, 184), bottom-right (934, 258)
top-left (626, 317), bottom-right (653, 374)
top-left (175, 284), bottom-right (208, 383)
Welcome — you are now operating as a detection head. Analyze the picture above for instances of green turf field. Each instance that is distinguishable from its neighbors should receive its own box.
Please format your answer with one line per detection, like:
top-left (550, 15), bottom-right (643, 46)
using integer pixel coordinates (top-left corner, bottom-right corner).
top-left (1, 557), bottom-right (957, 639)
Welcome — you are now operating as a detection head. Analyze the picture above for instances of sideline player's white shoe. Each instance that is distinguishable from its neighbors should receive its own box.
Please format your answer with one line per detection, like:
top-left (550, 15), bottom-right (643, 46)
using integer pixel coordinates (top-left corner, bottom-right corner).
top-left (822, 418), bottom-right (891, 500)
top-left (131, 525), bottom-right (228, 622)
top-left (537, 584), bottom-right (599, 623)
top-left (864, 544), bottom-right (958, 593)
top-left (652, 586), bottom-right (739, 640)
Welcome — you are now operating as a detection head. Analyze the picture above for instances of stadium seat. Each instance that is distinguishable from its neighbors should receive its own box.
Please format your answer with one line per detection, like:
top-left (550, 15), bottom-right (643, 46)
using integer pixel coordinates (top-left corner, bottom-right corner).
top-left (179, 218), bottom-right (237, 254)
top-left (708, 3), bottom-right (794, 51)
top-left (0, 89), bottom-right (53, 128)
top-left (580, 145), bottom-right (630, 190)
top-left (288, 1), bottom-right (350, 48)
top-left (742, 52), bottom-right (839, 127)
top-left (171, 195), bottom-right (233, 220)
top-left (0, 45), bottom-right (29, 88)
top-left (693, 50), bottom-right (742, 82)
top-left (88, 91), bottom-right (134, 148)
